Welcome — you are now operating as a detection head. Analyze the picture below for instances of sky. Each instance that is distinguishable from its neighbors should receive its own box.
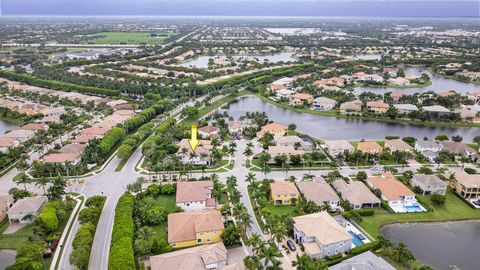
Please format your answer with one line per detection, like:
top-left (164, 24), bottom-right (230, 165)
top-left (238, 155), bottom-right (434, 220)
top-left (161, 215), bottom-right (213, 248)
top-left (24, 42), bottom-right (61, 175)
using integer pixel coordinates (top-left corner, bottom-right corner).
top-left (1, 0), bottom-right (479, 17)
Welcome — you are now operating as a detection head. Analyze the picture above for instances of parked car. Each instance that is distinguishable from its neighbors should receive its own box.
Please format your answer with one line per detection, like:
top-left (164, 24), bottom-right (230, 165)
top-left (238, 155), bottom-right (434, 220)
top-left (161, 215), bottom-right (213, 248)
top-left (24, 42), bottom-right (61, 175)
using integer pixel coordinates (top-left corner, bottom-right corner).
top-left (286, 239), bottom-right (296, 251)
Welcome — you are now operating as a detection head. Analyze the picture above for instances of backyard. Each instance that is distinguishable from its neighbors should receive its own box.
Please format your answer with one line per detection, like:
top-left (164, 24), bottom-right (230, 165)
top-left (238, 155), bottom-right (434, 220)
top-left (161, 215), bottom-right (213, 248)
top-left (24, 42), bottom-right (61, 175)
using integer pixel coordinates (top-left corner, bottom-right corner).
top-left (359, 190), bottom-right (480, 238)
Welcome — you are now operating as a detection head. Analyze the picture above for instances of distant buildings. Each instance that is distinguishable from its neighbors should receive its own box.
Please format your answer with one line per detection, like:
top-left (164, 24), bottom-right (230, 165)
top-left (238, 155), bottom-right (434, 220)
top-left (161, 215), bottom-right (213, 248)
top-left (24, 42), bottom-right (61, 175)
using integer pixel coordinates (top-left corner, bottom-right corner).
top-left (384, 139), bottom-right (413, 153)
top-left (176, 139), bottom-right (213, 166)
top-left (313, 97), bottom-right (336, 111)
top-left (256, 123), bottom-right (287, 138)
top-left (323, 140), bottom-right (354, 157)
top-left (357, 141), bottom-right (383, 155)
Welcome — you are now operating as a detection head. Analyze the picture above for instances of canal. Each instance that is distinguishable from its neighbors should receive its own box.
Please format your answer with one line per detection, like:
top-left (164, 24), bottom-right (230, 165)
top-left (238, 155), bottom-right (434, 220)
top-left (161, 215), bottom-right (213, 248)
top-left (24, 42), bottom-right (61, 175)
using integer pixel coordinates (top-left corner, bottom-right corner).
top-left (223, 95), bottom-right (478, 141)
top-left (0, 120), bottom-right (18, 136)
top-left (381, 221), bottom-right (480, 270)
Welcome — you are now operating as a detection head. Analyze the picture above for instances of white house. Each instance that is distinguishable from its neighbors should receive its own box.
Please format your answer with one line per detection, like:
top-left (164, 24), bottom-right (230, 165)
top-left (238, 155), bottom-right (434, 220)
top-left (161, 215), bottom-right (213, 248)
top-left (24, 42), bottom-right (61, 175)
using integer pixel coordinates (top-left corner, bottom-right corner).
top-left (313, 97), bottom-right (337, 111)
top-left (175, 181), bottom-right (217, 211)
top-left (7, 196), bottom-right (48, 224)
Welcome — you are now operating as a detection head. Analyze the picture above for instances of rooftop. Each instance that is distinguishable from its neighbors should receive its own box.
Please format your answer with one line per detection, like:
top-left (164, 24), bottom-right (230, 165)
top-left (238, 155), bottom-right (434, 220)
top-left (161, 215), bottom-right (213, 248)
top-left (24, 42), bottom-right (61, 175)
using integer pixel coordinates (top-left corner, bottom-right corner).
top-left (293, 212), bottom-right (352, 245)
top-left (168, 210), bottom-right (224, 243)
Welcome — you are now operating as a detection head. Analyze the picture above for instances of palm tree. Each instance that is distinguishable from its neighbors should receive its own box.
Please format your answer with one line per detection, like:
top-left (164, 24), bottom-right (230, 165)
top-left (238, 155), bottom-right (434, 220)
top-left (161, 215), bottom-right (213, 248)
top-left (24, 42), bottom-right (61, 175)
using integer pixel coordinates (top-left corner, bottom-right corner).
top-left (258, 245), bottom-right (282, 266)
top-left (36, 177), bottom-right (49, 195)
top-left (245, 172), bottom-right (255, 185)
top-left (270, 222), bottom-right (288, 248)
top-left (303, 154), bottom-right (313, 175)
top-left (17, 173), bottom-right (30, 191)
top-left (246, 233), bottom-right (264, 256)
top-left (137, 226), bottom-right (154, 241)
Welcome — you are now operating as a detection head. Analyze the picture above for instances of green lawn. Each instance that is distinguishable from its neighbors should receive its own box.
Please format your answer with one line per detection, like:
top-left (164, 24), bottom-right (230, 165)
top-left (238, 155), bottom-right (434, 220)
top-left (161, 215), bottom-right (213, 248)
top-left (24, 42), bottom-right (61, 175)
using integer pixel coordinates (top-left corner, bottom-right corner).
top-left (0, 220), bottom-right (33, 249)
top-left (359, 190), bottom-right (480, 238)
top-left (265, 204), bottom-right (299, 217)
top-left (90, 32), bottom-right (176, 44)
top-left (154, 195), bottom-right (176, 214)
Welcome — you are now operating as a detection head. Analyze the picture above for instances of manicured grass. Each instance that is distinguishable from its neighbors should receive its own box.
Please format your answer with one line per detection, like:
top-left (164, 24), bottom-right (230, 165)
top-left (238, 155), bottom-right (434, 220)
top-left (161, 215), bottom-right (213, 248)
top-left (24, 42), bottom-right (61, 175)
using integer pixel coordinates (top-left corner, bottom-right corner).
top-left (0, 220), bottom-right (33, 249)
top-left (154, 195), bottom-right (176, 213)
top-left (150, 223), bottom-right (168, 243)
top-left (265, 204), bottom-right (299, 217)
top-left (359, 190), bottom-right (480, 238)
top-left (90, 32), bottom-right (176, 44)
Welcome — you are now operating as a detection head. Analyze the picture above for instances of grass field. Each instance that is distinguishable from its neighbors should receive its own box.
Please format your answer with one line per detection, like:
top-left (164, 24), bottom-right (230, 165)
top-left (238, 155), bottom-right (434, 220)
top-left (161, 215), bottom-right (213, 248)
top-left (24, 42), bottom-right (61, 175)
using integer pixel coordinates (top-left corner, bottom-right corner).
top-left (359, 190), bottom-right (480, 238)
top-left (90, 32), bottom-right (177, 45)
top-left (150, 195), bottom-right (176, 243)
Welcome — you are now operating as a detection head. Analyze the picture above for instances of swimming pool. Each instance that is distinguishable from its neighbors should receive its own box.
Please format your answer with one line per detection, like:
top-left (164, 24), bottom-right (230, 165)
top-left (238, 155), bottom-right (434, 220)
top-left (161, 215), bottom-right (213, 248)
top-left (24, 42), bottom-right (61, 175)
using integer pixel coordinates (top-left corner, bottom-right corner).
top-left (348, 230), bottom-right (364, 247)
top-left (404, 203), bottom-right (425, 213)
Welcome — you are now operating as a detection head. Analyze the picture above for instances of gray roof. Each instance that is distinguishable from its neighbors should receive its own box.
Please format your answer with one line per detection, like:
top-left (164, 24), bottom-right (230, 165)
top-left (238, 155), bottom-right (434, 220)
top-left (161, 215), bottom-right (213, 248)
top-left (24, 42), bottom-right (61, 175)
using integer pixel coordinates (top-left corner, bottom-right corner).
top-left (329, 251), bottom-right (396, 270)
top-left (7, 196), bottom-right (47, 215)
top-left (393, 104), bottom-right (418, 111)
top-left (297, 178), bottom-right (340, 206)
top-left (412, 174), bottom-right (446, 187)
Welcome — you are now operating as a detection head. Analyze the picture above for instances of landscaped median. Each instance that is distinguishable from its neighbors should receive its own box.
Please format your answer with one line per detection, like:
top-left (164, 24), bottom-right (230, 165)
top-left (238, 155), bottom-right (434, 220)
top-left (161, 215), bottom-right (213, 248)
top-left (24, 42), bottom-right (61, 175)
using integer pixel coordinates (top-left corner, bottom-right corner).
top-left (69, 195), bottom-right (106, 270)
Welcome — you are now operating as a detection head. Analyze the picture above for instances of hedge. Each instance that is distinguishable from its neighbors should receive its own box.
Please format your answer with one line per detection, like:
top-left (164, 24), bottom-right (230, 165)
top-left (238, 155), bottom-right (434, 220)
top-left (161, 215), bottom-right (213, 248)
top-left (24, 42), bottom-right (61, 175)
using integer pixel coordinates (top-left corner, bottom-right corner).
top-left (325, 241), bottom-right (380, 266)
top-left (352, 209), bottom-right (375, 216)
top-left (38, 201), bottom-right (59, 232)
top-left (99, 127), bottom-right (126, 157)
top-left (108, 194), bottom-right (135, 270)
top-left (70, 196), bottom-right (105, 270)
top-left (0, 70), bottom-right (119, 97)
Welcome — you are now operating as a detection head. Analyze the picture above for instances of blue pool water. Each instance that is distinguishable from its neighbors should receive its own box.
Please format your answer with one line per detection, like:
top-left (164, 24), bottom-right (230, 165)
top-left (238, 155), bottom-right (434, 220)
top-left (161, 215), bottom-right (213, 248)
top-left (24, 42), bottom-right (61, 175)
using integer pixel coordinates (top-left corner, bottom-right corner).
top-left (404, 204), bottom-right (424, 212)
top-left (348, 230), bottom-right (364, 247)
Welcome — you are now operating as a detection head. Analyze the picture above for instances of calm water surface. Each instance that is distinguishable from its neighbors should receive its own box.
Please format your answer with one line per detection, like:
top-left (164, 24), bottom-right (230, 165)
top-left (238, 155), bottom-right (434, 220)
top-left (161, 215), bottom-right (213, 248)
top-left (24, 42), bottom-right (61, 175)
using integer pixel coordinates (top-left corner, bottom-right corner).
top-left (179, 52), bottom-right (296, 69)
top-left (381, 221), bottom-right (480, 270)
top-left (0, 120), bottom-right (18, 135)
top-left (223, 96), bottom-right (478, 141)
top-left (354, 67), bottom-right (480, 95)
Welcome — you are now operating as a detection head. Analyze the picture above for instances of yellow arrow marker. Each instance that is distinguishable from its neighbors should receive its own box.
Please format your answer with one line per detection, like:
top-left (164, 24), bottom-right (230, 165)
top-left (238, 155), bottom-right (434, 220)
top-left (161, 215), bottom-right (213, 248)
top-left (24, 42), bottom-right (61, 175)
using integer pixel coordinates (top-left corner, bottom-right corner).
top-left (189, 124), bottom-right (199, 151)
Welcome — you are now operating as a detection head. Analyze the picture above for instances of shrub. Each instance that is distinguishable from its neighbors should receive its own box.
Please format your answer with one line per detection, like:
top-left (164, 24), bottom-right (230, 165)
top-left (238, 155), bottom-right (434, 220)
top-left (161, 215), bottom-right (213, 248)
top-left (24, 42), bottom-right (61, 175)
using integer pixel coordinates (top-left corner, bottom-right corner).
top-left (38, 202), bottom-right (59, 232)
top-left (350, 241), bottom-right (380, 256)
top-left (353, 209), bottom-right (374, 216)
top-left (430, 193), bottom-right (446, 206)
top-left (85, 195), bottom-right (106, 208)
top-left (464, 168), bottom-right (477, 174)
top-left (79, 207), bottom-right (102, 225)
top-left (108, 194), bottom-right (135, 270)
top-left (99, 127), bottom-right (126, 157)
top-left (72, 223), bottom-right (95, 249)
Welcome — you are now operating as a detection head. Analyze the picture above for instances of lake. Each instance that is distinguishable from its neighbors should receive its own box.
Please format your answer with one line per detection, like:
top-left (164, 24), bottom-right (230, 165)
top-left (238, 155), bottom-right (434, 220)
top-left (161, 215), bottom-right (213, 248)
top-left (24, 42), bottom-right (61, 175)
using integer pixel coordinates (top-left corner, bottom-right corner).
top-left (179, 52), bottom-right (296, 69)
top-left (223, 95), bottom-right (478, 141)
top-left (354, 67), bottom-right (480, 95)
top-left (381, 221), bottom-right (480, 270)
top-left (0, 120), bottom-right (18, 135)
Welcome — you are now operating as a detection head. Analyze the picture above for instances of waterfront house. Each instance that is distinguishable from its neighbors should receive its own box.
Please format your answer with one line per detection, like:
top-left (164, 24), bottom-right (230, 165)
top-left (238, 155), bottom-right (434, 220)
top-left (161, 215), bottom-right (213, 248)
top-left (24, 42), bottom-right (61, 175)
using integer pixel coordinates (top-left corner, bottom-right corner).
top-left (339, 100), bottom-right (362, 114)
top-left (455, 108), bottom-right (479, 123)
top-left (367, 173), bottom-right (422, 213)
top-left (7, 196), bottom-right (47, 224)
top-left (332, 179), bottom-right (380, 210)
top-left (270, 181), bottom-right (300, 205)
top-left (274, 135), bottom-right (314, 151)
top-left (422, 105), bottom-right (452, 118)
top-left (297, 178), bottom-right (341, 211)
top-left (384, 139), bottom-right (413, 153)
top-left (256, 123), bottom-right (287, 138)
top-left (313, 97), bottom-right (337, 111)
top-left (389, 77), bottom-right (410, 86)
top-left (411, 174), bottom-right (447, 195)
top-left (329, 251), bottom-right (396, 270)
top-left (451, 172), bottom-right (480, 199)
top-left (147, 242), bottom-right (244, 270)
top-left (276, 89), bottom-right (294, 99)
top-left (19, 123), bottom-right (48, 132)
top-left (176, 181), bottom-right (217, 211)
top-left (415, 140), bottom-right (443, 153)
top-left (167, 210), bottom-right (224, 248)
top-left (390, 92), bottom-right (407, 102)
top-left (293, 212), bottom-right (352, 258)
top-left (270, 77), bottom-right (294, 91)
top-left (440, 141), bottom-right (477, 158)
top-left (290, 93), bottom-right (314, 106)
top-left (357, 141), bottom-right (383, 155)
top-left (0, 138), bottom-right (20, 153)
top-left (393, 104), bottom-right (418, 114)
top-left (366, 101), bottom-right (389, 114)
top-left (2, 129), bottom-right (35, 143)
top-left (323, 140), bottom-right (355, 157)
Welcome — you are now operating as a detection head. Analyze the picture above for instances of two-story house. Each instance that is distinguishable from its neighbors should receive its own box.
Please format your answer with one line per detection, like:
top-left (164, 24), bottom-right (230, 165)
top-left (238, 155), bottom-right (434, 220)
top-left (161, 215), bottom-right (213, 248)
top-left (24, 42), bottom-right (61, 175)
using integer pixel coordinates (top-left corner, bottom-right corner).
top-left (176, 181), bottom-right (217, 211)
top-left (410, 174), bottom-right (447, 195)
top-left (293, 212), bottom-right (352, 258)
top-left (167, 210), bottom-right (224, 249)
top-left (270, 181), bottom-right (299, 205)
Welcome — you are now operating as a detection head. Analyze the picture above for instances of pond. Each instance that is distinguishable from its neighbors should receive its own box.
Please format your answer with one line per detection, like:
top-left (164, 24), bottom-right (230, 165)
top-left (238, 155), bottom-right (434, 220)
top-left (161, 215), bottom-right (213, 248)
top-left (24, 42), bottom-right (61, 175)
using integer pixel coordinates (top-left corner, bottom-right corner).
top-left (0, 120), bottom-right (18, 136)
top-left (222, 95), bottom-right (478, 141)
top-left (178, 52), bottom-right (296, 69)
top-left (354, 67), bottom-right (480, 95)
top-left (381, 221), bottom-right (480, 270)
